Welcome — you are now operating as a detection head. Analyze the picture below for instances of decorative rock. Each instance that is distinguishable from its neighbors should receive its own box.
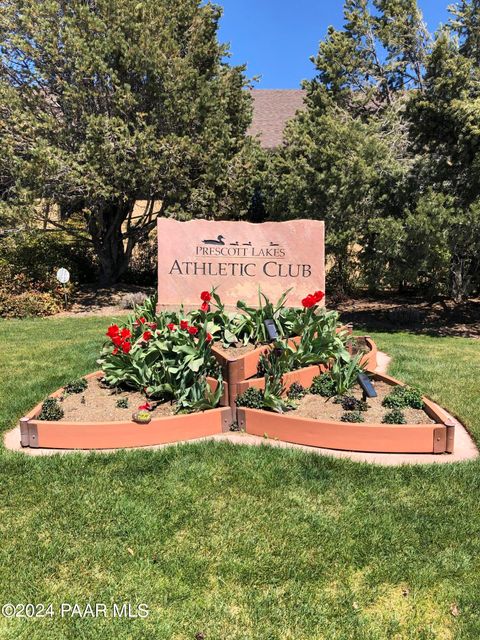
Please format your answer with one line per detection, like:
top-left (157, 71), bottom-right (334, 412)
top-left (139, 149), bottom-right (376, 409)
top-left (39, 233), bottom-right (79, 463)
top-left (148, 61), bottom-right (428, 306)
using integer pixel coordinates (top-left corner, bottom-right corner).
top-left (132, 410), bottom-right (152, 424)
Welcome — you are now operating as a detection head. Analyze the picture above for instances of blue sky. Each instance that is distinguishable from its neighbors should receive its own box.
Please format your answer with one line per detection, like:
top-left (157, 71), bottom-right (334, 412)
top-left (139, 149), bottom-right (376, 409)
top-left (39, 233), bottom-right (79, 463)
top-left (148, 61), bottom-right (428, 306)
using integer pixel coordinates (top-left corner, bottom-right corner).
top-left (217, 0), bottom-right (452, 88)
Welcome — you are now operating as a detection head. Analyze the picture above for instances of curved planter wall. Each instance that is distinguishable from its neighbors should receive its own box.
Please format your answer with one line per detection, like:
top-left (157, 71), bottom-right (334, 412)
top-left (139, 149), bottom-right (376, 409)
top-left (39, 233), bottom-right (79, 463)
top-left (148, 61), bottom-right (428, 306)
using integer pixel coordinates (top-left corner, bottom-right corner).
top-left (237, 373), bottom-right (455, 454)
top-left (213, 336), bottom-right (378, 410)
top-left (20, 371), bottom-right (231, 450)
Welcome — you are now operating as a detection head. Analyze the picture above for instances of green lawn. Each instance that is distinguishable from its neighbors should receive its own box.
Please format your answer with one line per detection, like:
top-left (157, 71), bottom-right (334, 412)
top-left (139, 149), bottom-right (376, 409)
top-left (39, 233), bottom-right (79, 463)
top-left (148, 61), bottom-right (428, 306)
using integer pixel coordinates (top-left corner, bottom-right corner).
top-left (0, 317), bottom-right (479, 640)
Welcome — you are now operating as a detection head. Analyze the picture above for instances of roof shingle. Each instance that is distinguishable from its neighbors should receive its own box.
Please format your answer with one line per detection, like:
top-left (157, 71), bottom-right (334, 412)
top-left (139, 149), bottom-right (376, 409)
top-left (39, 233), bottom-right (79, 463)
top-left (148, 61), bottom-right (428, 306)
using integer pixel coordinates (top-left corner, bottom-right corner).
top-left (248, 89), bottom-right (307, 148)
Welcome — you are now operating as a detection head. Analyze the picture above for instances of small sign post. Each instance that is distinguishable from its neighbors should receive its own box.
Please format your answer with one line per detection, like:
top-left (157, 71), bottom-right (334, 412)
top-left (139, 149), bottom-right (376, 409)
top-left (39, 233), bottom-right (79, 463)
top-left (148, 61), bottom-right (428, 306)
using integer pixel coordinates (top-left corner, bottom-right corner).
top-left (56, 267), bottom-right (70, 309)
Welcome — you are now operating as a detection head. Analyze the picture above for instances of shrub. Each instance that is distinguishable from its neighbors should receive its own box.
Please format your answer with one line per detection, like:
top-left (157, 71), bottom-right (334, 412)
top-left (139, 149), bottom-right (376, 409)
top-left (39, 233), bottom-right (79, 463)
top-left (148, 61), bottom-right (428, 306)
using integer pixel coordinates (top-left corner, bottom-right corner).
top-left (0, 230), bottom-right (95, 317)
top-left (236, 387), bottom-right (264, 409)
top-left (382, 408), bottom-right (407, 424)
top-left (287, 382), bottom-right (307, 400)
top-left (0, 230), bottom-right (96, 285)
top-left (116, 398), bottom-right (129, 409)
top-left (382, 385), bottom-right (423, 409)
top-left (340, 395), bottom-right (368, 412)
top-left (341, 411), bottom-right (365, 423)
top-left (37, 397), bottom-right (64, 421)
top-left (0, 290), bottom-right (61, 318)
top-left (64, 378), bottom-right (88, 394)
top-left (309, 374), bottom-right (336, 397)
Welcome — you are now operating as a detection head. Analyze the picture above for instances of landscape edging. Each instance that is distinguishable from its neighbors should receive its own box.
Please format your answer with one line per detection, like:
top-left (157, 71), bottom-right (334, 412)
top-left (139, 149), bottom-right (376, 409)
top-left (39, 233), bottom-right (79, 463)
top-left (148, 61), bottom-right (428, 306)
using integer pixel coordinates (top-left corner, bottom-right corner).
top-left (236, 372), bottom-right (455, 454)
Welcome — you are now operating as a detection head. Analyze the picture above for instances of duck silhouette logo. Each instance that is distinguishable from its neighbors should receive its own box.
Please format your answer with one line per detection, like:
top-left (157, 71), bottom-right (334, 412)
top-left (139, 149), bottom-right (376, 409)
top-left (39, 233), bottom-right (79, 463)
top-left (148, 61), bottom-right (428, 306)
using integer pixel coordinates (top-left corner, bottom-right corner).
top-left (201, 235), bottom-right (282, 248)
top-left (202, 235), bottom-right (225, 246)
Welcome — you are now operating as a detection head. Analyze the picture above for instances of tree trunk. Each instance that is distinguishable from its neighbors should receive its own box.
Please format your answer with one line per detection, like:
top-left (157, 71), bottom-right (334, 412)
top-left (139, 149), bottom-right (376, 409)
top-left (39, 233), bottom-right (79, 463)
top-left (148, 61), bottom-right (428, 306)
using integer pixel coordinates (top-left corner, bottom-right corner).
top-left (450, 256), bottom-right (470, 304)
top-left (88, 201), bottom-right (135, 286)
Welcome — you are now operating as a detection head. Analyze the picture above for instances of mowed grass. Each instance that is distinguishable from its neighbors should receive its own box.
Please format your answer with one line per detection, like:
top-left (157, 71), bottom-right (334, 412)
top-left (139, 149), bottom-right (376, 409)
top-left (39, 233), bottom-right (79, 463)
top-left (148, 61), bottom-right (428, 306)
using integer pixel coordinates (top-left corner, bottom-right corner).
top-left (0, 317), bottom-right (479, 639)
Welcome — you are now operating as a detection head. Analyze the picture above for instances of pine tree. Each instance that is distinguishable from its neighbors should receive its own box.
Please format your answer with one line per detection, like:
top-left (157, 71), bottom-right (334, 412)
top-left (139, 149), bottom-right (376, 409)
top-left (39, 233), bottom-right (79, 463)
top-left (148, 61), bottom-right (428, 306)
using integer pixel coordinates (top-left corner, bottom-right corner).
top-left (0, 0), bottom-right (253, 284)
top-left (449, 0), bottom-right (480, 64)
top-left (309, 0), bottom-right (429, 116)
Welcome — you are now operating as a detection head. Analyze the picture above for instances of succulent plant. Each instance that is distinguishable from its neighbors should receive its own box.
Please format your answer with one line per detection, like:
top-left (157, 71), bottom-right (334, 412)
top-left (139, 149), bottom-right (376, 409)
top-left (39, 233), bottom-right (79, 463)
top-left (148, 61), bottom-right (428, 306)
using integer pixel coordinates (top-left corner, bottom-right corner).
top-left (382, 408), bottom-right (407, 424)
top-left (309, 374), bottom-right (336, 397)
top-left (116, 398), bottom-right (129, 409)
top-left (236, 387), bottom-right (264, 409)
top-left (64, 378), bottom-right (88, 394)
top-left (38, 397), bottom-right (64, 421)
top-left (382, 385), bottom-right (423, 409)
top-left (287, 382), bottom-right (307, 400)
top-left (340, 395), bottom-right (369, 412)
top-left (341, 411), bottom-right (365, 423)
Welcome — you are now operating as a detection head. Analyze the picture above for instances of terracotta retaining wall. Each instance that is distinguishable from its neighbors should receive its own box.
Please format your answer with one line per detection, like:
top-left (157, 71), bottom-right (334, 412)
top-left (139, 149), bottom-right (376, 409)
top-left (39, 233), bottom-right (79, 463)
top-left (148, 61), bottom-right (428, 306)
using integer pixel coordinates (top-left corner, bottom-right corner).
top-left (237, 372), bottom-right (455, 454)
top-left (20, 371), bottom-right (231, 450)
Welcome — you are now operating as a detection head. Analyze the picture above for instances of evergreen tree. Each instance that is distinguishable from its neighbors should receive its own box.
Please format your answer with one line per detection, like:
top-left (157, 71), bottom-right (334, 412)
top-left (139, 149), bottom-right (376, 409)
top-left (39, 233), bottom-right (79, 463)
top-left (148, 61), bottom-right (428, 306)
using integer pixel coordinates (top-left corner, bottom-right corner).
top-left (0, 0), bottom-right (252, 284)
top-left (309, 0), bottom-right (428, 116)
top-left (449, 0), bottom-right (480, 64)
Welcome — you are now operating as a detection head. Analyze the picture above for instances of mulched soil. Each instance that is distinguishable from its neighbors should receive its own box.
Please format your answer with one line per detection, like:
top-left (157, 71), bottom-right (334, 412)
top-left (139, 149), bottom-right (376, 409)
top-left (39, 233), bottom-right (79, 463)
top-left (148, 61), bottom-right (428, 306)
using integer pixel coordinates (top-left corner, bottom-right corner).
top-left (57, 378), bottom-right (175, 422)
top-left (57, 284), bottom-right (155, 317)
top-left (213, 342), bottom-right (258, 359)
top-left (291, 381), bottom-right (434, 425)
top-left (332, 295), bottom-right (480, 339)
top-left (55, 284), bottom-right (480, 339)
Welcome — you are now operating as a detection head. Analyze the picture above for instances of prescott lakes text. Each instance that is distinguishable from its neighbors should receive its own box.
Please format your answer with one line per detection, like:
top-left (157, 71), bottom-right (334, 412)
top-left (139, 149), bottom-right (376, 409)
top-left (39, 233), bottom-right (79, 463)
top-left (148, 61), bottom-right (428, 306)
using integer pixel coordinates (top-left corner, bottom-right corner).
top-left (168, 245), bottom-right (313, 278)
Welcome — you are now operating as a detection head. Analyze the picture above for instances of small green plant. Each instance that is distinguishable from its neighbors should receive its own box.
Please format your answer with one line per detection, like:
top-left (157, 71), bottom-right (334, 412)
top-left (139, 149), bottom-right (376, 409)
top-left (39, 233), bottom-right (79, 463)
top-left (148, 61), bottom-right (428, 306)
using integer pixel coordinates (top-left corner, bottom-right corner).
top-left (287, 382), bottom-right (307, 400)
top-left (38, 397), bottom-right (64, 421)
top-left (262, 374), bottom-right (295, 413)
top-left (382, 409), bottom-right (407, 424)
top-left (257, 345), bottom-right (291, 379)
top-left (236, 381), bottom-right (295, 414)
top-left (340, 395), bottom-right (369, 412)
top-left (341, 411), bottom-right (365, 423)
top-left (382, 385), bottom-right (423, 409)
top-left (330, 354), bottom-right (364, 396)
top-left (309, 374), bottom-right (336, 397)
top-left (236, 388), bottom-right (264, 409)
top-left (64, 377), bottom-right (88, 394)
top-left (116, 398), bottom-right (129, 409)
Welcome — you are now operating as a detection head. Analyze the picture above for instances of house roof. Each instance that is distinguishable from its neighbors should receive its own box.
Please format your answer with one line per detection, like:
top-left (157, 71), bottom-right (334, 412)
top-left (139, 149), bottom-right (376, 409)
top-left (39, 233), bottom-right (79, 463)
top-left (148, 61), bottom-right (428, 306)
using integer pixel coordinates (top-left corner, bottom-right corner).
top-left (248, 89), bottom-right (307, 148)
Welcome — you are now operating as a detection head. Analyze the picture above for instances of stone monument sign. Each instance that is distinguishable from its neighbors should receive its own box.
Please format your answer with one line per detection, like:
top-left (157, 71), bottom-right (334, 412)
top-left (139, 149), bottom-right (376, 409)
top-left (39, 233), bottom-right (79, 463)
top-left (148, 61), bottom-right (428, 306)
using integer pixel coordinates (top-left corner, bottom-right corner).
top-left (157, 218), bottom-right (325, 308)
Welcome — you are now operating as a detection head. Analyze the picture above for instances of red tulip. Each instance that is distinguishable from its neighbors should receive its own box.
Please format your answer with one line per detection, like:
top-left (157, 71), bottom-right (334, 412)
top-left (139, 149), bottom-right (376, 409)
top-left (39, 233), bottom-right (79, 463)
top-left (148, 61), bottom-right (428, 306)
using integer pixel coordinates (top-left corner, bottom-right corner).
top-left (122, 341), bottom-right (132, 354)
top-left (112, 347), bottom-right (119, 355)
top-left (143, 331), bottom-right (153, 341)
top-left (200, 291), bottom-right (211, 302)
top-left (148, 322), bottom-right (157, 330)
top-left (106, 324), bottom-right (119, 338)
top-left (313, 290), bottom-right (325, 303)
top-left (206, 333), bottom-right (213, 342)
top-left (138, 317), bottom-right (146, 324)
top-left (121, 328), bottom-right (131, 339)
top-left (112, 335), bottom-right (123, 346)
top-left (167, 323), bottom-right (176, 331)
top-left (301, 295), bottom-right (316, 308)
top-left (180, 320), bottom-right (189, 330)
top-left (200, 301), bottom-right (210, 312)
top-left (138, 402), bottom-right (152, 411)
top-left (188, 326), bottom-right (199, 336)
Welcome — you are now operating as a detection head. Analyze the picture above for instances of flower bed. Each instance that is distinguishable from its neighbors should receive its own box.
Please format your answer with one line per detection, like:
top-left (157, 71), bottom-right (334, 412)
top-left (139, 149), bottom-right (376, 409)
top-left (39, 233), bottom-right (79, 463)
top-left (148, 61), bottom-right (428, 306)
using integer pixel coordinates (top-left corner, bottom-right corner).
top-left (20, 287), bottom-right (437, 454)
top-left (221, 336), bottom-right (378, 410)
top-left (20, 372), bottom-right (231, 450)
top-left (236, 373), bottom-right (455, 454)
